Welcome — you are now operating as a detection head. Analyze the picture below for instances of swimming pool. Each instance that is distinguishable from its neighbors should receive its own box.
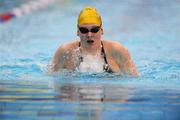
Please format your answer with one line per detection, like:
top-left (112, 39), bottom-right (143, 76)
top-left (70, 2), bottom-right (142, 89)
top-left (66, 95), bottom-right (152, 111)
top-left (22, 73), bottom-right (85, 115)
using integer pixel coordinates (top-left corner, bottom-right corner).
top-left (0, 0), bottom-right (180, 120)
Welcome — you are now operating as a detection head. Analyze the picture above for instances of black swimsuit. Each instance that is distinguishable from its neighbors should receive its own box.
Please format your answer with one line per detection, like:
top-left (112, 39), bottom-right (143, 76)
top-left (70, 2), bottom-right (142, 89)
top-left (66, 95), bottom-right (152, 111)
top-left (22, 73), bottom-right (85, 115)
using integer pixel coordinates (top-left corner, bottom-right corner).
top-left (78, 41), bottom-right (113, 73)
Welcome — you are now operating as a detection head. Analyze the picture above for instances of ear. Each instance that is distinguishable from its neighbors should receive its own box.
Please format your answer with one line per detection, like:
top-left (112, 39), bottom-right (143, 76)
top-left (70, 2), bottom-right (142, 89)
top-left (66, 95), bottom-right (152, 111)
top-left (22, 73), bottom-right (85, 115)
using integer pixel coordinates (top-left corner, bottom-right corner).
top-left (101, 28), bottom-right (104, 35)
top-left (77, 30), bottom-right (79, 36)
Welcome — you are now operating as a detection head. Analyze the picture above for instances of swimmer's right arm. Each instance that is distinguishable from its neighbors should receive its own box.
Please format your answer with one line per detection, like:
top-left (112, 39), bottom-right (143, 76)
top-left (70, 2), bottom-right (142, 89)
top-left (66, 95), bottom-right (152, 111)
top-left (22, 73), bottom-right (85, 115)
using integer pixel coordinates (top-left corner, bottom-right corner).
top-left (51, 45), bottom-right (66, 72)
top-left (50, 41), bottom-right (80, 72)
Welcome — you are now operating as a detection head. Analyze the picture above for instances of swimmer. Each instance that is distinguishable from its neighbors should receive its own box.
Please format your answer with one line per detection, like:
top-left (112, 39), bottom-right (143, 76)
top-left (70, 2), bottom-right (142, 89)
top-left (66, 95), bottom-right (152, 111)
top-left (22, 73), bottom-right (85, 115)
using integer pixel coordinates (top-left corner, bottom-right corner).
top-left (50, 6), bottom-right (139, 76)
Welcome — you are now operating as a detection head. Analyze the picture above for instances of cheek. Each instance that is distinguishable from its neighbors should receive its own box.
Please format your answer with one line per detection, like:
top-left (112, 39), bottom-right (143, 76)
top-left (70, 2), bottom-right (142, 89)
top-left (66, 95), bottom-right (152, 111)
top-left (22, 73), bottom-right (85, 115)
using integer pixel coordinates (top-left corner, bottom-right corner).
top-left (94, 33), bottom-right (102, 39)
top-left (79, 34), bottom-right (87, 40)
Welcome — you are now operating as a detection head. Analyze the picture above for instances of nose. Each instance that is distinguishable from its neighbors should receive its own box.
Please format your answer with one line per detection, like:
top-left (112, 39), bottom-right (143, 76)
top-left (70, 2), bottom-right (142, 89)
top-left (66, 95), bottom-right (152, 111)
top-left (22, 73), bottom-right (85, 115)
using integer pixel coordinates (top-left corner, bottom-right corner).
top-left (87, 31), bottom-right (92, 37)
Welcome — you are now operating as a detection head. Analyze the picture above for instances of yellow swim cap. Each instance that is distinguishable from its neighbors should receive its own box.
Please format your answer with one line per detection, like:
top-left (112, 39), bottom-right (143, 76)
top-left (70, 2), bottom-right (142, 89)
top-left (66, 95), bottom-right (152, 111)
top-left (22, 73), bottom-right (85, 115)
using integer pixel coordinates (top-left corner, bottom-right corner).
top-left (78, 6), bottom-right (102, 27)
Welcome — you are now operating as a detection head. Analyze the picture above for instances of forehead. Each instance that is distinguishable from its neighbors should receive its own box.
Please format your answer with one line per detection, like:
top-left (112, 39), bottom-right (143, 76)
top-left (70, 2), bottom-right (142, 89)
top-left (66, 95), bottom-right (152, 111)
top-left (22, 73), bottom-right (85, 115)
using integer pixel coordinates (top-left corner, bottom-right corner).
top-left (79, 24), bottom-right (99, 28)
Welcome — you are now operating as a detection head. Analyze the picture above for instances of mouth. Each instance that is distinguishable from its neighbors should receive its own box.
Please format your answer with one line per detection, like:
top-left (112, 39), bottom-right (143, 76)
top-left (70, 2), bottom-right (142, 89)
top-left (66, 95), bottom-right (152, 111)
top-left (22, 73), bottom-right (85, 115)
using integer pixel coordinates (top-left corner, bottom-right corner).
top-left (87, 40), bottom-right (94, 44)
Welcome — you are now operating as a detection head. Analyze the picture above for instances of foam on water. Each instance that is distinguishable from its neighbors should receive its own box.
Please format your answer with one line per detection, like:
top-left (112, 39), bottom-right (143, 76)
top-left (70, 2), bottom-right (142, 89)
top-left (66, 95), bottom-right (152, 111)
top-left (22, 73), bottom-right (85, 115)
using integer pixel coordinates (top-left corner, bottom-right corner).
top-left (78, 53), bottom-right (105, 73)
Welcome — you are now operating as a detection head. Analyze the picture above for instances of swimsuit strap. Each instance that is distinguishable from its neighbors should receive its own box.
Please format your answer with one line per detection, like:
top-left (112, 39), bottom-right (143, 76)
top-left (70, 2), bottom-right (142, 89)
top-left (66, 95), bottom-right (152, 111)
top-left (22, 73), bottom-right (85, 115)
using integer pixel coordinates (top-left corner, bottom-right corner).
top-left (78, 42), bottom-right (83, 62)
top-left (79, 41), bottom-right (81, 47)
top-left (101, 41), bottom-right (113, 73)
top-left (101, 41), bottom-right (108, 65)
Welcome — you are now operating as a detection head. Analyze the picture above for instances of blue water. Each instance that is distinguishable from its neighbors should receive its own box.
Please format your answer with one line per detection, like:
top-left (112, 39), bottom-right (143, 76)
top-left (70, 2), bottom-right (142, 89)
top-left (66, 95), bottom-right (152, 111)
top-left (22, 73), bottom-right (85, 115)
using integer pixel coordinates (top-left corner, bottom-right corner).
top-left (0, 0), bottom-right (180, 120)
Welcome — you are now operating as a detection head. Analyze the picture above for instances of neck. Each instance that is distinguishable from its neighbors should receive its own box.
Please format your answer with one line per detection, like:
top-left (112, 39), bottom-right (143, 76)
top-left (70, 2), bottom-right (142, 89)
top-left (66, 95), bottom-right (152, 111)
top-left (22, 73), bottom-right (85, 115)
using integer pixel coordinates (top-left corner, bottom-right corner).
top-left (80, 44), bottom-right (102, 56)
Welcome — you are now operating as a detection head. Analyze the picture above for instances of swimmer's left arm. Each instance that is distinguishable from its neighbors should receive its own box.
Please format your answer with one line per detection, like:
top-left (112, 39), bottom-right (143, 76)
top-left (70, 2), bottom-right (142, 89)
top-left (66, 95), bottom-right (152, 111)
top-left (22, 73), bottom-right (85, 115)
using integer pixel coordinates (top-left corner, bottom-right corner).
top-left (122, 49), bottom-right (139, 76)
top-left (113, 43), bottom-right (139, 76)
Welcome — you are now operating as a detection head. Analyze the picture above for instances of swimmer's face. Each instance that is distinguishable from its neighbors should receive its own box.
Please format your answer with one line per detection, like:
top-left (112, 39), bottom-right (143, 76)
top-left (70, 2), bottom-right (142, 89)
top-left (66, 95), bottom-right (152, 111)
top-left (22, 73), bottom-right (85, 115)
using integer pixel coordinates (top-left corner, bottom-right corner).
top-left (77, 24), bottom-right (103, 47)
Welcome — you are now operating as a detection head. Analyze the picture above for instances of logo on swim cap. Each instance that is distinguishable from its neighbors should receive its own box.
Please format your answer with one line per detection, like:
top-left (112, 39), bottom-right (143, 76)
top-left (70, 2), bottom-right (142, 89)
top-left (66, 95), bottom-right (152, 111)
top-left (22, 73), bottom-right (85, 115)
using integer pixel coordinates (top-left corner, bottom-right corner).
top-left (78, 6), bottom-right (102, 27)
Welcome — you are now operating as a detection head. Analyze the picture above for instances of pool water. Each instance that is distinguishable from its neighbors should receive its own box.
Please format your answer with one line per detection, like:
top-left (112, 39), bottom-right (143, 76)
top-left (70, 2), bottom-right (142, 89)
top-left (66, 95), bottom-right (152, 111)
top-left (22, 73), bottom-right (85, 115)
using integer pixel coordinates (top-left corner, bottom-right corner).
top-left (0, 0), bottom-right (180, 120)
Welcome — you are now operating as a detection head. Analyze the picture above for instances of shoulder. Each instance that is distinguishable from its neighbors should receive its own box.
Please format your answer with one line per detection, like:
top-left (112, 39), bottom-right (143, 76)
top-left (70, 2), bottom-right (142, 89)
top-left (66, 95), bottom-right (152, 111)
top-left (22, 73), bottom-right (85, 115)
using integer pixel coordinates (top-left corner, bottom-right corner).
top-left (53, 40), bottom-right (79, 61)
top-left (102, 40), bottom-right (129, 56)
top-left (57, 40), bottom-right (80, 52)
top-left (54, 40), bottom-right (80, 56)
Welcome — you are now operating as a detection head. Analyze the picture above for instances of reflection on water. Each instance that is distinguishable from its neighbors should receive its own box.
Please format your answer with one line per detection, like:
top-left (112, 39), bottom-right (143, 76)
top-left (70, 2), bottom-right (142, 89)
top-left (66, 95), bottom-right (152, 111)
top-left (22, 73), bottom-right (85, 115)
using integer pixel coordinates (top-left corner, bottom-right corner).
top-left (54, 82), bottom-right (133, 120)
top-left (0, 77), bottom-right (180, 120)
top-left (55, 83), bottom-right (132, 102)
top-left (0, 78), bottom-right (133, 120)
top-left (0, 79), bottom-right (54, 102)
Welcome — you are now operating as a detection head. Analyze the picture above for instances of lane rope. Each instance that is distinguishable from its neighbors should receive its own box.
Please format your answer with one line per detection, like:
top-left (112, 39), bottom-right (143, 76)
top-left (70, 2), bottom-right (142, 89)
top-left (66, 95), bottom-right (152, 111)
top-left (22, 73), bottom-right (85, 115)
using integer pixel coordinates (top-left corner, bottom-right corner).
top-left (0, 0), bottom-right (55, 23)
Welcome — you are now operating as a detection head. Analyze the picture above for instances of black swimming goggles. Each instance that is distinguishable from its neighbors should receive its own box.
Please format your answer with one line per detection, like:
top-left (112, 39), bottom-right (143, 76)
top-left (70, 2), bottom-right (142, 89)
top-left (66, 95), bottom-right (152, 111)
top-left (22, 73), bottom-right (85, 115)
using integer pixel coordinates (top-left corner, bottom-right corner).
top-left (79, 26), bottom-right (101, 34)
